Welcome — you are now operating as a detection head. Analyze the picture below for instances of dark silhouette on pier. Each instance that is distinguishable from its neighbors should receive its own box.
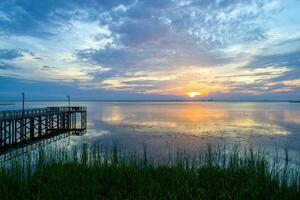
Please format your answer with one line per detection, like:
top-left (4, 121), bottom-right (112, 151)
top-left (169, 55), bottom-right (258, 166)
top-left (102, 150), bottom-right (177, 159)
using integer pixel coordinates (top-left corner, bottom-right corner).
top-left (0, 106), bottom-right (87, 154)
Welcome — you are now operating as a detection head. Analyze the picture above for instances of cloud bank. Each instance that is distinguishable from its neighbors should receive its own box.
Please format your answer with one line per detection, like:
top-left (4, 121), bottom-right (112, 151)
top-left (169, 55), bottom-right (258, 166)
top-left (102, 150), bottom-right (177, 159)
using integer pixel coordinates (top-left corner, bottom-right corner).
top-left (0, 0), bottom-right (300, 100)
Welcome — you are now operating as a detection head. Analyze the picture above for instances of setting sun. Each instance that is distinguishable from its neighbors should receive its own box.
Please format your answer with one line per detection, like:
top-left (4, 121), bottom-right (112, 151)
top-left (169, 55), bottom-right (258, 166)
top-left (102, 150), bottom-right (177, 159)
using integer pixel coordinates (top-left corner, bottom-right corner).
top-left (186, 91), bottom-right (201, 98)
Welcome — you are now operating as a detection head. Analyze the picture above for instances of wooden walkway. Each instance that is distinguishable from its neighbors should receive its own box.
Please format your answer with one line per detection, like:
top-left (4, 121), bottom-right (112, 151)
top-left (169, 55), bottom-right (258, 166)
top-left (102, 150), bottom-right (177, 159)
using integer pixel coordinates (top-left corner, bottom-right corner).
top-left (0, 106), bottom-right (87, 154)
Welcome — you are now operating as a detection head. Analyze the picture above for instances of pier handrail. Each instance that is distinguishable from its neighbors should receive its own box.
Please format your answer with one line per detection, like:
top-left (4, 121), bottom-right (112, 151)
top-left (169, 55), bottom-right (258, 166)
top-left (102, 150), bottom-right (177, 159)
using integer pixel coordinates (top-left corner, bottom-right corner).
top-left (0, 106), bottom-right (86, 120)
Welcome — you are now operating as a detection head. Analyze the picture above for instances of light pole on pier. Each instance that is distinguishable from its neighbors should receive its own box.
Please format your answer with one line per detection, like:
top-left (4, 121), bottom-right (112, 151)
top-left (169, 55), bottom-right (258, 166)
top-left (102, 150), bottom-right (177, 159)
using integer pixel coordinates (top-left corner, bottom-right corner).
top-left (21, 92), bottom-right (25, 141)
top-left (22, 92), bottom-right (25, 115)
top-left (67, 95), bottom-right (70, 108)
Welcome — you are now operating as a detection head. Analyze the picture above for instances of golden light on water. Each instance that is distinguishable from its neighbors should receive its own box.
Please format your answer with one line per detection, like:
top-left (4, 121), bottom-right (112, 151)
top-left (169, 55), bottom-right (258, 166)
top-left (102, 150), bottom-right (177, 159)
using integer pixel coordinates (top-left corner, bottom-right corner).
top-left (186, 91), bottom-right (201, 98)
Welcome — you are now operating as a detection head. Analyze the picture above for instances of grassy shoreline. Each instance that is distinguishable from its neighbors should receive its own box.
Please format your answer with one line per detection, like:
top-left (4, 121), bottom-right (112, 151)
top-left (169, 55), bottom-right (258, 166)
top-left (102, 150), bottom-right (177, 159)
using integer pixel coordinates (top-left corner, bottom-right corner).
top-left (1, 145), bottom-right (299, 199)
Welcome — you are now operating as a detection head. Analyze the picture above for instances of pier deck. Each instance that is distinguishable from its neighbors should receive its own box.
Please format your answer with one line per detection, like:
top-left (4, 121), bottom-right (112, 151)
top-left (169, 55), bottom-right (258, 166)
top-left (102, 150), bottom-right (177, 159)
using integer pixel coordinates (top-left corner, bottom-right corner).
top-left (0, 106), bottom-right (87, 154)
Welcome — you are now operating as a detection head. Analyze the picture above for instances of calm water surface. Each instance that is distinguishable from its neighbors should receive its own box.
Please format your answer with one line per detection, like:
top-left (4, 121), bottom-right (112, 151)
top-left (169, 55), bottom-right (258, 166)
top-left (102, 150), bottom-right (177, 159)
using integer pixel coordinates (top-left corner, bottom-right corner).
top-left (1, 101), bottom-right (300, 161)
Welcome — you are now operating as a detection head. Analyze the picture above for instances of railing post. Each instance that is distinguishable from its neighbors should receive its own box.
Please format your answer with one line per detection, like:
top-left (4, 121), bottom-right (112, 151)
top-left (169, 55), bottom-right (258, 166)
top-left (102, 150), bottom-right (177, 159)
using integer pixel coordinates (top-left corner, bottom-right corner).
top-left (30, 117), bottom-right (34, 139)
top-left (38, 116), bottom-right (42, 137)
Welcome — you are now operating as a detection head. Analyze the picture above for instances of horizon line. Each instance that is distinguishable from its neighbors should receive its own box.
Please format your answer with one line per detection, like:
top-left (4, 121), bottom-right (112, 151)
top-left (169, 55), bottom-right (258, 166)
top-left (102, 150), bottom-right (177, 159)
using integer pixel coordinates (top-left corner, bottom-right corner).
top-left (1, 99), bottom-right (300, 103)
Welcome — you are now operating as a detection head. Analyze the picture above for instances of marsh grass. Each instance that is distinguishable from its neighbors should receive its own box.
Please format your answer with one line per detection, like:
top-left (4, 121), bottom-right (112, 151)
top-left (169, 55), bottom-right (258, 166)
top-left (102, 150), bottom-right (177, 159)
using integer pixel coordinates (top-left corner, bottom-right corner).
top-left (0, 144), bottom-right (299, 199)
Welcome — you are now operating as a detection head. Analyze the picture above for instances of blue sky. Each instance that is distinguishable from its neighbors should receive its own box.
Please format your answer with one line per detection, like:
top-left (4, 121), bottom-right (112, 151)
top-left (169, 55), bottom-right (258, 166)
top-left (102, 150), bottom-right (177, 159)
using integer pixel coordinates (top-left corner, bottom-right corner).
top-left (0, 0), bottom-right (300, 100)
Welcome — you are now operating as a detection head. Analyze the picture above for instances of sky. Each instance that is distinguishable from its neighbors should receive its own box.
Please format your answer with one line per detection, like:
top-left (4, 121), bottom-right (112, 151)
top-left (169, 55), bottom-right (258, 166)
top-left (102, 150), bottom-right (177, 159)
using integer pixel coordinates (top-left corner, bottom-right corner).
top-left (0, 0), bottom-right (300, 101)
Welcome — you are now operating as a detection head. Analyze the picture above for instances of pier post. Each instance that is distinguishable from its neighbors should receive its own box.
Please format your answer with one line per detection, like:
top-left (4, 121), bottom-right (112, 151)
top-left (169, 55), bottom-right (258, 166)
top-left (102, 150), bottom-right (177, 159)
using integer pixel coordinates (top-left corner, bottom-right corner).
top-left (30, 117), bottom-right (34, 139)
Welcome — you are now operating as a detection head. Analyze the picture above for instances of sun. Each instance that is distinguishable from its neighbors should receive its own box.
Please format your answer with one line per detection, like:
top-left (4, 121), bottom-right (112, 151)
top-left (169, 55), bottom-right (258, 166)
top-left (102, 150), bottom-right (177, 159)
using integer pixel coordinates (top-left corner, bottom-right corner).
top-left (186, 91), bottom-right (201, 98)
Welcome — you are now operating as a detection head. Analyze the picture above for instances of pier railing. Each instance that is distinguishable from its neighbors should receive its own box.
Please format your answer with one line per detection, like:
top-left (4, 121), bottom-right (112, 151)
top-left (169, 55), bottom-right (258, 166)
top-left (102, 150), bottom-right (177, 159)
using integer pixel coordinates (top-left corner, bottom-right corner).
top-left (0, 106), bottom-right (86, 120)
top-left (0, 106), bottom-right (87, 154)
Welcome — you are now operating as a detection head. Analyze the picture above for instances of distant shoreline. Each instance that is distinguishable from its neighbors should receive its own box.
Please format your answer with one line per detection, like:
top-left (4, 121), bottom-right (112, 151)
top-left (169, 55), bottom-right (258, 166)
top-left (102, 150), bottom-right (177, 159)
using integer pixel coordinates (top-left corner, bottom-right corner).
top-left (0, 100), bottom-right (299, 103)
top-left (0, 103), bottom-right (15, 106)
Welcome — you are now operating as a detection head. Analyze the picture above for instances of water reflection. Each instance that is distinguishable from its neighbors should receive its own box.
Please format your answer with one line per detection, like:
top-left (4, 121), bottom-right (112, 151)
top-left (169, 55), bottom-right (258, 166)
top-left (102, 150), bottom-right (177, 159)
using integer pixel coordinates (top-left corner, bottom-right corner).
top-left (0, 133), bottom-right (71, 162)
top-left (98, 103), bottom-right (291, 137)
top-left (1, 102), bottom-right (300, 161)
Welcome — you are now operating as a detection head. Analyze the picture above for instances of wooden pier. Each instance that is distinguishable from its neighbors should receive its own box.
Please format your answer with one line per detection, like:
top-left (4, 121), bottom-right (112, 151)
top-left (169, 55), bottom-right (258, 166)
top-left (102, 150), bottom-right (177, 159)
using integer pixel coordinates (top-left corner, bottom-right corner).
top-left (0, 106), bottom-right (87, 154)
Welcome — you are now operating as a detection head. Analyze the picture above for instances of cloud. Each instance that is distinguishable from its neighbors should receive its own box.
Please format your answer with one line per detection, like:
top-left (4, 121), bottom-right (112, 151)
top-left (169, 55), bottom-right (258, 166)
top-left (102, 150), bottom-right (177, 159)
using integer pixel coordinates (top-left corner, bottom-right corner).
top-left (244, 48), bottom-right (300, 84)
top-left (0, 0), bottom-right (135, 37)
top-left (0, 0), bottom-right (300, 100)
top-left (246, 50), bottom-right (300, 70)
top-left (39, 65), bottom-right (54, 71)
top-left (0, 48), bottom-right (34, 60)
top-left (0, 61), bottom-right (20, 70)
top-left (0, 75), bottom-right (173, 101)
top-left (75, 0), bottom-right (277, 88)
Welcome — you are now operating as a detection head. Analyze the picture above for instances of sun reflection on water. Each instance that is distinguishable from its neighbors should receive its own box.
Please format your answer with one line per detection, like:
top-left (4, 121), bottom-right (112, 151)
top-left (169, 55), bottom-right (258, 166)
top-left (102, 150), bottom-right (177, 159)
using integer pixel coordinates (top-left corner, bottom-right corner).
top-left (98, 102), bottom-right (293, 137)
